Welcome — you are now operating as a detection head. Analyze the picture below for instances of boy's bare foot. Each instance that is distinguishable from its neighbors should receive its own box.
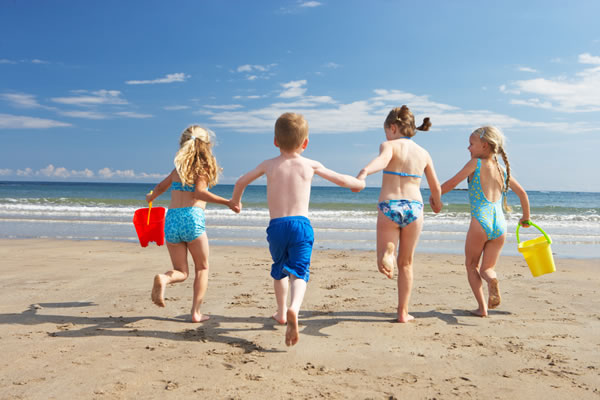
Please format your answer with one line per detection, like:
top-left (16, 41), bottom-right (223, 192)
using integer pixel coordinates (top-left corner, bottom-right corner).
top-left (191, 311), bottom-right (210, 323)
top-left (151, 274), bottom-right (167, 307)
top-left (488, 278), bottom-right (501, 309)
top-left (397, 313), bottom-right (415, 323)
top-left (469, 309), bottom-right (488, 317)
top-left (380, 242), bottom-right (395, 279)
top-left (285, 309), bottom-right (299, 346)
top-left (272, 311), bottom-right (287, 325)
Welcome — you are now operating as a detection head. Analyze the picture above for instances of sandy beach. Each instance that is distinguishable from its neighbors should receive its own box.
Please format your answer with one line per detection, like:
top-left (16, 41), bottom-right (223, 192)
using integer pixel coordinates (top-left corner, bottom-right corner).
top-left (0, 239), bottom-right (598, 399)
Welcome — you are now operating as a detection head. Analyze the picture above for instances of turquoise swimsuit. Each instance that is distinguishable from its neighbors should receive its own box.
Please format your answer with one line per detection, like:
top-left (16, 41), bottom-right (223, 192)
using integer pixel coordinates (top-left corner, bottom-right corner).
top-left (468, 158), bottom-right (507, 240)
top-left (164, 181), bottom-right (204, 243)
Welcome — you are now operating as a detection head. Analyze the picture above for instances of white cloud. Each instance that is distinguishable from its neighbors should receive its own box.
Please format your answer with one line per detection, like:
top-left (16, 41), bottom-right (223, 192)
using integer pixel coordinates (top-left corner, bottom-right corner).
top-left (59, 110), bottom-right (108, 119)
top-left (115, 111), bottom-right (153, 119)
top-left (518, 66), bottom-right (538, 73)
top-left (234, 64), bottom-right (277, 80)
top-left (299, 1), bottom-right (322, 7)
top-left (0, 114), bottom-right (71, 129)
top-left (0, 168), bottom-right (12, 176)
top-left (279, 80), bottom-right (308, 98)
top-left (31, 59), bottom-right (50, 64)
top-left (203, 104), bottom-right (244, 110)
top-left (1, 92), bottom-right (44, 108)
top-left (0, 58), bottom-right (17, 64)
top-left (503, 52), bottom-right (600, 112)
top-left (164, 105), bottom-right (191, 111)
top-left (125, 72), bottom-right (190, 85)
top-left (578, 53), bottom-right (600, 65)
top-left (323, 62), bottom-right (341, 69)
top-left (52, 90), bottom-right (128, 106)
top-left (2, 165), bottom-right (164, 180)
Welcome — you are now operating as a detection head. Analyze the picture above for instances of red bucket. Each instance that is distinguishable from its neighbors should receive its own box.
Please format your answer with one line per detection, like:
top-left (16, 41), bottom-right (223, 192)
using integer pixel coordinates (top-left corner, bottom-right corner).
top-left (133, 207), bottom-right (166, 247)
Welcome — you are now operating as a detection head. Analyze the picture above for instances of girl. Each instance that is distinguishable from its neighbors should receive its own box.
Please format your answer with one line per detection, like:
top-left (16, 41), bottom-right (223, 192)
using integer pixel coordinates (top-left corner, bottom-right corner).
top-left (147, 125), bottom-right (239, 322)
top-left (440, 126), bottom-right (530, 317)
top-left (357, 105), bottom-right (442, 323)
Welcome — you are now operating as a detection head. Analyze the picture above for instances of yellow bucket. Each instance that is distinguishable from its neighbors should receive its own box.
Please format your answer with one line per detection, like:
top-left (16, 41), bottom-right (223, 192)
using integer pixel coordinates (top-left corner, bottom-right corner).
top-left (516, 221), bottom-right (556, 277)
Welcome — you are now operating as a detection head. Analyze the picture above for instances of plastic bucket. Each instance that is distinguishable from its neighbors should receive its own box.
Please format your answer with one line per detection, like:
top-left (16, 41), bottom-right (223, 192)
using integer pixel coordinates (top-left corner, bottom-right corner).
top-left (133, 207), bottom-right (166, 247)
top-left (516, 221), bottom-right (556, 277)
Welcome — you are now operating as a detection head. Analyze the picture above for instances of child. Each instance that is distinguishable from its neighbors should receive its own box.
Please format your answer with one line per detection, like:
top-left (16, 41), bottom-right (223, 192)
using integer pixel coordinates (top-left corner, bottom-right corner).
top-left (440, 126), bottom-right (530, 317)
top-left (147, 125), bottom-right (239, 322)
top-left (356, 105), bottom-right (442, 323)
top-left (231, 112), bottom-right (365, 346)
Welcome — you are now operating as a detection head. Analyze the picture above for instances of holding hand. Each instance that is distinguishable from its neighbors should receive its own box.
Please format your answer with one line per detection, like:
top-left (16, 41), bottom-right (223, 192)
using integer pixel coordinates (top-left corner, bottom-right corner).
top-left (229, 199), bottom-right (241, 213)
top-left (429, 194), bottom-right (442, 213)
top-left (519, 217), bottom-right (530, 227)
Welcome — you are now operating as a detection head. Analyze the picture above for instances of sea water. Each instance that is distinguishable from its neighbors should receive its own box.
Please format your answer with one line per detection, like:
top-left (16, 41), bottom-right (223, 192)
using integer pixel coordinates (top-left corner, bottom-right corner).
top-left (0, 181), bottom-right (598, 259)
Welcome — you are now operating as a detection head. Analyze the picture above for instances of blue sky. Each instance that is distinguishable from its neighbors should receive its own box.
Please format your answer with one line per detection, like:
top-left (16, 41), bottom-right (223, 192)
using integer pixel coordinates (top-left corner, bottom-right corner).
top-left (1, 1), bottom-right (599, 191)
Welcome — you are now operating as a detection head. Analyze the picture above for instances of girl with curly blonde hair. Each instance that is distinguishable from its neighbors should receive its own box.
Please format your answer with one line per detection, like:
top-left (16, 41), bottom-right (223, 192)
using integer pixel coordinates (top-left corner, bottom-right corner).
top-left (147, 125), bottom-right (239, 322)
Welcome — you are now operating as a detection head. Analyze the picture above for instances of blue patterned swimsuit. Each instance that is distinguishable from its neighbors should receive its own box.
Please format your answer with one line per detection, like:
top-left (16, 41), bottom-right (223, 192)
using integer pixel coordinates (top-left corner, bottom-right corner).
top-left (164, 181), bottom-right (206, 243)
top-left (468, 159), bottom-right (507, 240)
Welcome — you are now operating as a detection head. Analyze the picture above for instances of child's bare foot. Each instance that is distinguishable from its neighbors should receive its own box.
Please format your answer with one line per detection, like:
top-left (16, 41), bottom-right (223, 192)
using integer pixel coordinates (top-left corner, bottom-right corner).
top-left (397, 313), bottom-right (415, 323)
top-left (469, 308), bottom-right (488, 317)
top-left (191, 311), bottom-right (210, 323)
top-left (151, 274), bottom-right (167, 307)
top-left (488, 278), bottom-right (501, 309)
top-left (285, 309), bottom-right (299, 346)
top-left (380, 242), bottom-right (395, 279)
top-left (272, 311), bottom-right (287, 325)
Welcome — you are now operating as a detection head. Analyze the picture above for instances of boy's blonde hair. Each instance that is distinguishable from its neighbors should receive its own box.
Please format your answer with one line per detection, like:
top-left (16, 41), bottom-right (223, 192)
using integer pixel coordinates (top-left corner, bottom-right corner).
top-left (473, 125), bottom-right (511, 212)
top-left (384, 105), bottom-right (431, 137)
top-left (174, 125), bottom-right (221, 188)
top-left (274, 112), bottom-right (309, 151)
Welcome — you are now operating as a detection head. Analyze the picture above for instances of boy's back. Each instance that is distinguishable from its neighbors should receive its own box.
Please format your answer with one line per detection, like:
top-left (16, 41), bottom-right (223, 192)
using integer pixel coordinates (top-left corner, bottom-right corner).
top-left (262, 153), bottom-right (317, 219)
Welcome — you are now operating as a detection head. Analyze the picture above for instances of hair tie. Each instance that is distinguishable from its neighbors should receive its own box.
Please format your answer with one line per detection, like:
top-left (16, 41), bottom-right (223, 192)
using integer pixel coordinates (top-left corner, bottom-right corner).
top-left (479, 128), bottom-right (486, 139)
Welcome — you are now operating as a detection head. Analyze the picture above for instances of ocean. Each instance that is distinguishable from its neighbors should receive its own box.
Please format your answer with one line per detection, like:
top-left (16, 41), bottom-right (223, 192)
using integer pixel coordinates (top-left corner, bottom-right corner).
top-left (0, 181), bottom-right (598, 259)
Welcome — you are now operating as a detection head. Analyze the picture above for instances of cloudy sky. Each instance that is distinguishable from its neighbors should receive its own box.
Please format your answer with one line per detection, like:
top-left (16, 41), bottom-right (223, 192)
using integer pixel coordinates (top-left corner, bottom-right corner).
top-left (1, 1), bottom-right (599, 191)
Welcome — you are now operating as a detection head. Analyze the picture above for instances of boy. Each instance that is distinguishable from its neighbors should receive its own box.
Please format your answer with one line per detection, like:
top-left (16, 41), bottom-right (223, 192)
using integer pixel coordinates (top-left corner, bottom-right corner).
top-left (231, 112), bottom-right (365, 346)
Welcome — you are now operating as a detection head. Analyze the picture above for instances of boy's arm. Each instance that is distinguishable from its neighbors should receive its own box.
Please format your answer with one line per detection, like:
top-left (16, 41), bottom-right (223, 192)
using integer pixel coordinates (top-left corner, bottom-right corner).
top-left (146, 169), bottom-right (175, 203)
top-left (356, 142), bottom-right (393, 180)
top-left (424, 154), bottom-right (442, 213)
top-left (313, 161), bottom-right (366, 191)
top-left (231, 162), bottom-right (267, 208)
top-left (440, 159), bottom-right (477, 195)
top-left (509, 175), bottom-right (531, 226)
top-left (193, 176), bottom-right (240, 213)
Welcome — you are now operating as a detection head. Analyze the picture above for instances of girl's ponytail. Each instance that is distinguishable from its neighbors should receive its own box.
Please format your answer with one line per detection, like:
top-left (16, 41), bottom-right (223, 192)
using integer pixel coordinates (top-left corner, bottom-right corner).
top-left (498, 147), bottom-right (511, 212)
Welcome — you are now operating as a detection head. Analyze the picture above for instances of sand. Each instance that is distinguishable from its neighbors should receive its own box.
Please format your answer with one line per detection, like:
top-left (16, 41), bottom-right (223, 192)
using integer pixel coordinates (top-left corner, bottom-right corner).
top-left (0, 239), bottom-right (598, 399)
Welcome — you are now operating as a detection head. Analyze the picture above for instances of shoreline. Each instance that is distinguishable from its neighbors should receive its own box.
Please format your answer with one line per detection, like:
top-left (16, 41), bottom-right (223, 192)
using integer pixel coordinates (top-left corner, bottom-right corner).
top-left (1, 239), bottom-right (599, 398)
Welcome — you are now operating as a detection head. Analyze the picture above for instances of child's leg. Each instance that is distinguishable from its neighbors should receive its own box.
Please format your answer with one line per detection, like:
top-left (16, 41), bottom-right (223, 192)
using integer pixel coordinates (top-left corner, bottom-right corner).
top-left (464, 219), bottom-right (488, 316)
top-left (479, 234), bottom-right (506, 309)
top-left (396, 215), bottom-right (423, 323)
top-left (272, 277), bottom-right (289, 324)
top-left (285, 275), bottom-right (307, 346)
top-left (376, 212), bottom-right (400, 279)
top-left (152, 242), bottom-right (190, 307)
top-left (187, 233), bottom-right (210, 322)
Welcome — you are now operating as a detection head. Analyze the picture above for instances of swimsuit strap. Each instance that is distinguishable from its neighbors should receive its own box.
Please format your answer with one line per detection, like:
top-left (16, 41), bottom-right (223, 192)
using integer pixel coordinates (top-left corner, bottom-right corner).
top-left (382, 170), bottom-right (422, 178)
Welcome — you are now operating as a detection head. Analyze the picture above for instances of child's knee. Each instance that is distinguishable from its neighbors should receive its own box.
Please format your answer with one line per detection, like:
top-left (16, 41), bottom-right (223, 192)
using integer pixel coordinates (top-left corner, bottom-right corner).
top-left (195, 263), bottom-right (209, 272)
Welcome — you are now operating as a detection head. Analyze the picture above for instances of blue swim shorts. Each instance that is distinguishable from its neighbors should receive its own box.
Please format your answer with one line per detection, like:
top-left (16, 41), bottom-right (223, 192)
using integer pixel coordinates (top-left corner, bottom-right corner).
top-left (378, 199), bottom-right (423, 228)
top-left (164, 207), bottom-right (206, 243)
top-left (266, 216), bottom-right (314, 282)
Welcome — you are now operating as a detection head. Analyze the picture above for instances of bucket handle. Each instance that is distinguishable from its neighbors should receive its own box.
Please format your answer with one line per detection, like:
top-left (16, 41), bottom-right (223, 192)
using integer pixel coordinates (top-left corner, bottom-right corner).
top-left (516, 220), bottom-right (552, 245)
top-left (146, 190), bottom-right (153, 225)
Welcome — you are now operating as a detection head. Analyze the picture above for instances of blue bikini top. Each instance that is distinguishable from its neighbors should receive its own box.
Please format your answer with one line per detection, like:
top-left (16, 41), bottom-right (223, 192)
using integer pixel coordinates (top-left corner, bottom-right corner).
top-left (383, 171), bottom-right (422, 178)
top-left (172, 181), bottom-right (196, 192)
top-left (382, 136), bottom-right (421, 178)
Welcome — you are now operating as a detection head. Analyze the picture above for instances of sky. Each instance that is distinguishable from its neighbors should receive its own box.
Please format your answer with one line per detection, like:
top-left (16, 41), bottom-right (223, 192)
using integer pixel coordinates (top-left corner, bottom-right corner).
top-left (1, 0), bottom-right (600, 192)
